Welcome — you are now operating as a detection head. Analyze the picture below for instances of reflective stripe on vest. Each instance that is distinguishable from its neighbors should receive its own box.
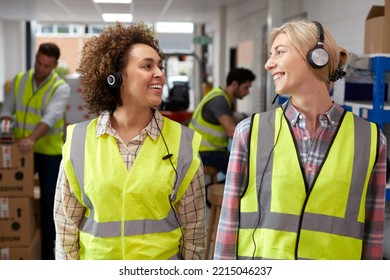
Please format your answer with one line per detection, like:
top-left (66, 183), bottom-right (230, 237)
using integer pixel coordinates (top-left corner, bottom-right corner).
top-left (238, 108), bottom-right (378, 260)
top-left (13, 69), bottom-right (65, 155)
top-left (188, 88), bottom-right (231, 151)
top-left (63, 117), bottom-right (201, 259)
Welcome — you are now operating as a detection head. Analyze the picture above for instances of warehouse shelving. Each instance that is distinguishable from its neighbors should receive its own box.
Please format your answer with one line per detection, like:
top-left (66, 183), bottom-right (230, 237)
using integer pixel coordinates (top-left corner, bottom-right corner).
top-left (343, 56), bottom-right (390, 130)
top-left (342, 55), bottom-right (390, 201)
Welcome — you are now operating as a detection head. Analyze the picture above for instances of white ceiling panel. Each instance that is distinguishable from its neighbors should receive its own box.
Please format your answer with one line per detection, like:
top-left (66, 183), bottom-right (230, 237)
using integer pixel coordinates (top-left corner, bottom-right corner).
top-left (0, 0), bottom-right (243, 24)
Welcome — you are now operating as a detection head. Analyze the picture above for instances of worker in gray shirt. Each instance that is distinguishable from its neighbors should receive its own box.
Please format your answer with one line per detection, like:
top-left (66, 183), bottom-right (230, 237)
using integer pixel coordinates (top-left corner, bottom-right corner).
top-left (189, 68), bottom-right (255, 180)
top-left (0, 42), bottom-right (70, 260)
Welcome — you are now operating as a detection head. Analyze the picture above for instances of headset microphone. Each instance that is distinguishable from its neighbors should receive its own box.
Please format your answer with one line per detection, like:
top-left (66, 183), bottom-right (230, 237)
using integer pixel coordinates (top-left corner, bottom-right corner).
top-left (162, 154), bottom-right (173, 160)
top-left (150, 107), bottom-right (175, 161)
top-left (271, 94), bottom-right (280, 105)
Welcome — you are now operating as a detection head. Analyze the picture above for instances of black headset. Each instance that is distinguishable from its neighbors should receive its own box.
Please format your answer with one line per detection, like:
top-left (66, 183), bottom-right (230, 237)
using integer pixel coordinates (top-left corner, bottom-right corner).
top-left (307, 21), bottom-right (329, 69)
top-left (107, 52), bottom-right (123, 88)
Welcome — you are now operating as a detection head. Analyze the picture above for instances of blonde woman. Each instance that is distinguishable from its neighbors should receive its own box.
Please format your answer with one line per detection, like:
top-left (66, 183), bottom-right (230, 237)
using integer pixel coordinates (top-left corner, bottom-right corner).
top-left (214, 20), bottom-right (386, 260)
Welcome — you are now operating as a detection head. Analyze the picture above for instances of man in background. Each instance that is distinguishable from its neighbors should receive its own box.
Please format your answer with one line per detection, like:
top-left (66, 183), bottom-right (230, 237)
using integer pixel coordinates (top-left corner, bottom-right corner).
top-left (0, 42), bottom-right (70, 259)
top-left (189, 67), bottom-right (256, 177)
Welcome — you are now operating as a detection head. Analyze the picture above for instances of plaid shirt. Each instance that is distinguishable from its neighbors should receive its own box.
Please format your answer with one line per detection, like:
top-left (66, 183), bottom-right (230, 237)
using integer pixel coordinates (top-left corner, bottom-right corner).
top-left (214, 101), bottom-right (387, 260)
top-left (54, 109), bottom-right (206, 260)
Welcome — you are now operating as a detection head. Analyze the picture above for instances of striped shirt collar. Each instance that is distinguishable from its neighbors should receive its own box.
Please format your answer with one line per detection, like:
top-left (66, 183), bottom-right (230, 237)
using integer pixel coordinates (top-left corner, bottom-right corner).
top-left (282, 99), bottom-right (344, 128)
top-left (95, 107), bottom-right (163, 141)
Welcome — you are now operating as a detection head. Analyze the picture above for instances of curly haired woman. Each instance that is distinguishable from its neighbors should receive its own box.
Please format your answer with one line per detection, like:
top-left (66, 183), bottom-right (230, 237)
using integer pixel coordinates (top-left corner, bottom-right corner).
top-left (54, 22), bottom-right (206, 260)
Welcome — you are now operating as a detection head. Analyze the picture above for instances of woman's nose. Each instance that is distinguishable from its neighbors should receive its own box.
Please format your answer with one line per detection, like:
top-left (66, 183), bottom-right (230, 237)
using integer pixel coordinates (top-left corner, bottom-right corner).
top-left (154, 67), bottom-right (164, 77)
top-left (264, 57), bottom-right (275, 71)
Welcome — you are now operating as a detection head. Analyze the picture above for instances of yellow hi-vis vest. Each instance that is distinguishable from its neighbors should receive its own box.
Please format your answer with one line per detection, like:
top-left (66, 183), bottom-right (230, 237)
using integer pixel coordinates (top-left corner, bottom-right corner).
top-left (13, 69), bottom-right (65, 155)
top-left (238, 108), bottom-right (379, 260)
top-left (188, 87), bottom-right (232, 151)
top-left (62, 117), bottom-right (201, 260)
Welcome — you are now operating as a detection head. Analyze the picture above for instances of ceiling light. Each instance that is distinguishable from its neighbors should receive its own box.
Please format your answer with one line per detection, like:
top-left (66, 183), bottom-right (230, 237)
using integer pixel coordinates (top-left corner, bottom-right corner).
top-left (155, 22), bottom-right (194, 34)
top-left (102, 13), bottom-right (133, 22)
top-left (93, 0), bottom-right (132, 3)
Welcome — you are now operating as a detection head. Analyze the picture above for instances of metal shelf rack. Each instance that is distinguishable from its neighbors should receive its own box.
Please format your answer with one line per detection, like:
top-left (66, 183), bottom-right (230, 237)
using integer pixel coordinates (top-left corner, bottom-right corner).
top-left (342, 56), bottom-right (390, 200)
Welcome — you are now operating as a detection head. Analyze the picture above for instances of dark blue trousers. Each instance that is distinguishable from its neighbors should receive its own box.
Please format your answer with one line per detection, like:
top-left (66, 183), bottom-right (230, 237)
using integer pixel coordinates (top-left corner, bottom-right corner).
top-left (200, 151), bottom-right (229, 207)
top-left (200, 150), bottom-right (230, 175)
top-left (34, 152), bottom-right (62, 260)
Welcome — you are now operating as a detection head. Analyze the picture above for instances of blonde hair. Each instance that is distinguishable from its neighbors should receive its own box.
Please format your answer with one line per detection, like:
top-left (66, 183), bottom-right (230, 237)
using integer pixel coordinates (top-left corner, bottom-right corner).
top-left (268, 20), bottom-right (349, 89)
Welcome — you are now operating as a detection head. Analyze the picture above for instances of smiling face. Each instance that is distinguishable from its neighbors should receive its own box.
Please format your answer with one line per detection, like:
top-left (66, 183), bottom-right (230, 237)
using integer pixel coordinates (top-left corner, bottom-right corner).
top-left (120, 43), bottom-right (166, 108)
top-left (264, 33), bottom-right (316, 95)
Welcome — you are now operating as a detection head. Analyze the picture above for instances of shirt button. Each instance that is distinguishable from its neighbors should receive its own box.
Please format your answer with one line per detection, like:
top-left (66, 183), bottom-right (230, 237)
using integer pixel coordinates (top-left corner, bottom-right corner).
top-left (307, 166), bottom-right (312, 172)
top-left (299, 114), bottom-right (303, 119)
top-left (303, 136), bottom-right (309, 141)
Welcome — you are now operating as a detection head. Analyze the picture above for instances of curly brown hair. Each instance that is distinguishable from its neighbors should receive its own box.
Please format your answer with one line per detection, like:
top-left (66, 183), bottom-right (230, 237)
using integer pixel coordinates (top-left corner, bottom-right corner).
top-left (77, 22), bottom-right (165, 115)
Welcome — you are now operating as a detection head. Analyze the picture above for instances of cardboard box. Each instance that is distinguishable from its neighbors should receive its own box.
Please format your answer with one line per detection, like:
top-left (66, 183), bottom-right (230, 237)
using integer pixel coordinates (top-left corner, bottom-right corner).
top-left (364, 2), bottom-right (390, 54)
top-left (0, 143), bottom-right (34, 197)
top-left (0, 197), bottom-right (35, 248)
top-left (0, 229), bottom-right (41, 260)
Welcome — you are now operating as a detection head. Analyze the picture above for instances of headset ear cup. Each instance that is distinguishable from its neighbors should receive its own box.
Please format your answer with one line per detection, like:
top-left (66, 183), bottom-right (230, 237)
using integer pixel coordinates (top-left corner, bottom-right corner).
top-left (307, 21), bottom-right (330, 69)
top-left (107, 72), bottom-right (123, 88)
top-left (307, 47), bottom-right (329, 69)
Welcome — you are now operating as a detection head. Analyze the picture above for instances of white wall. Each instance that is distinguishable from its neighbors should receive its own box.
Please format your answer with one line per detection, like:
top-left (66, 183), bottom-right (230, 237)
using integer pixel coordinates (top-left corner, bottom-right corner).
top-left (0, 20), bottom-right (25, 102)
top-left (226, 0), bottom-right (267, 115)
top-left (303, 0), bottom-right (384, 55)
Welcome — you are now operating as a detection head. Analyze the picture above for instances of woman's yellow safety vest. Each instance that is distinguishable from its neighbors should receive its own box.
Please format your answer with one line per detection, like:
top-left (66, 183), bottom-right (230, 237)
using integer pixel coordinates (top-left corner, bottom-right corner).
top-left (189, 87), bottom-right (232, 151)
top-left (13, 69), bottom-right (65, 155)
top-left (62, 117), bottom-right (201, 260)
top-left (238, 108), bottom-right (378, 260)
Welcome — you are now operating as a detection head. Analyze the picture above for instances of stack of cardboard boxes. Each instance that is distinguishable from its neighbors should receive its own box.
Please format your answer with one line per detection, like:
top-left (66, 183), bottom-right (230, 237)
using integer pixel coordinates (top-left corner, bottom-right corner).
top-left (335, 1), bottom-right (390, 106)
top-left (0, 139), bottom-right (40, 259)
top-left (364, 0), bottom-right (390, 55)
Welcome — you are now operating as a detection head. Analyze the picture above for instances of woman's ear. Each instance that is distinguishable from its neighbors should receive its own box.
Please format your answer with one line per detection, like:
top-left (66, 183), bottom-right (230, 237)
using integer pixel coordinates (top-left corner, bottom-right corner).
top-left (339, 47), bottom-right (349, 65)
